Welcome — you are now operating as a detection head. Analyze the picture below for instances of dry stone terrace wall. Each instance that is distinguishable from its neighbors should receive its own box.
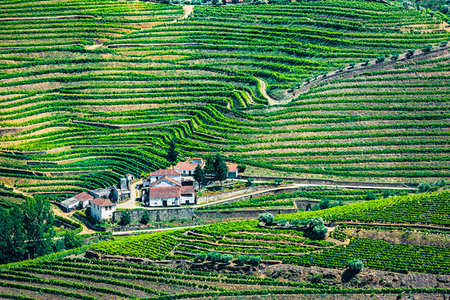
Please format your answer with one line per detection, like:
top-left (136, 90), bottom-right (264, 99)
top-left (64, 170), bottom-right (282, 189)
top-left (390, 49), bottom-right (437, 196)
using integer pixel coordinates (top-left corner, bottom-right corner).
top-left (114, 207), bottom-right (195, 223)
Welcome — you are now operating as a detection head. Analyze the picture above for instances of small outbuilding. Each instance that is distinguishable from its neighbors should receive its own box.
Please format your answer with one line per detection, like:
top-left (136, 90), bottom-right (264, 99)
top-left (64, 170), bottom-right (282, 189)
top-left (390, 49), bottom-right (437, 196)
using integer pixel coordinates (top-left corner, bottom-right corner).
top-left (90, 197), bottom-right (116, 221)
top-left (227, 164), bottom-right (239, 178)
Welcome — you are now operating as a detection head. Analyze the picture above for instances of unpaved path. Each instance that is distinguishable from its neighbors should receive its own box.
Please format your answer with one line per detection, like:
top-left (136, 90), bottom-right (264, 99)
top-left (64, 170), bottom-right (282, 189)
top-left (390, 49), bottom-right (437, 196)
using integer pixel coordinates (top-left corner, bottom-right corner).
top-left (52, 206), bottom-right (95, 235)
top-left (112, 224), bottom-right (203, 236)
top-left (116, 179), bottom-right (142, 209)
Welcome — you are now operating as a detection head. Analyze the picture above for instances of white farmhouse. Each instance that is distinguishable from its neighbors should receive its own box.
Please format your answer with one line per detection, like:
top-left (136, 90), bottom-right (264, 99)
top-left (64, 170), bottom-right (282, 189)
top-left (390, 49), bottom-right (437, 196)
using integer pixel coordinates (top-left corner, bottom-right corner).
top-left (148, 169), bottom-right (181, 184)
top-left (176, 158), bottom-right (205, 176)
top-left (90, 197), bottom-right (116, 221)
top-left (61, 192), bottom-right (94, 212)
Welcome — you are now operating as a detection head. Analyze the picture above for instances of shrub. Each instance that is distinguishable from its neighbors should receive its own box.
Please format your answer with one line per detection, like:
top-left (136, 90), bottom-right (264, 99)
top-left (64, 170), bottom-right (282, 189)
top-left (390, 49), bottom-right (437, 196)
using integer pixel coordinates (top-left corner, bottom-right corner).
top-left (277, 219), bottom-right (288, 226)
top-left (221, 254), bottom-right (233, 263)
top-left (406, 49), bottom-right (415, 59)
top-left (417, 182), bottom-right (431, 193)
top-left (119, 211), bottom-right (131, 225)
top-left (195, 253), bottom-right (207, 262)
top-left (248, 256), bottom-right (261, 266)
top-left (348, 259), bottom-right (364, 272)
top-left (274, 178), bottom-right (283, 185)
top-left (258, 213), bottom-right (275, 225)
top-left (365, 191), bottom-right (377, 200)
top-left (246, 178), bottom-right (255, 187)
top-left (319, 198), bottom-right (331, 209)
top-left (237, 165), bottom-right (246, 173)
top-left (206, 251), bottom-right (222, 262)
top-left (422, 44), bottom-right (432, 53)
top-left (290, 219), bottom-right (300, 226)
top-left (390, 53), bottom-right (399, 60)
top-left (140, 211), bottom-right (150, 225)
top-left (237, 255), bottom-right (249, 265)
top-left (376, 55), bottom-right (385, 63)
top-left (302, 217), bottom-right (328, 240)
top-left (63, 230), bottom-right (84, 250)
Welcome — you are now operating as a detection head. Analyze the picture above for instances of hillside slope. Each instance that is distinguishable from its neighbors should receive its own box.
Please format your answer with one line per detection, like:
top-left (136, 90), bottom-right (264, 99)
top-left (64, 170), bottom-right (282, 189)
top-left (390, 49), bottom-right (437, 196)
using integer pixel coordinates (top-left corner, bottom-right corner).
top-left (0, 0), bottom-right (449, 199)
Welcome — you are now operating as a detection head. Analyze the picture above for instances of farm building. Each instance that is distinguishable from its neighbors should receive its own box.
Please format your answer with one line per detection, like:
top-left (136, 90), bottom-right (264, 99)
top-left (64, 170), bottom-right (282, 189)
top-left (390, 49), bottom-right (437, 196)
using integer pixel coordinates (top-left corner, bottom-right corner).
top-left (90, 197), bottom-right (116, 221)
top-left (227, 164), bottom-right (239, 178)
top-left (141, 174), bottom-right (196, 207)
top-left (176, 158), bottom-right (205, 176)
top-left (148, 169), bottom-right (181, 183)
top-left (61, 192), bottom-right (94, 212)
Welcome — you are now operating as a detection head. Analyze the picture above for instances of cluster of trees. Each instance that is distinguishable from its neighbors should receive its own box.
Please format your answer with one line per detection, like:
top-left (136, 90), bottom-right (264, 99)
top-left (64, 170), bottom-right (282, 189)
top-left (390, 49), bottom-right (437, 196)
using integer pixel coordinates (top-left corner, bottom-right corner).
top-left (194, 153), bottom-right (229, 187)
top-left (258, 214), bottom-right (328, 240)
top-left (0, 197), bottom-right (82, 264)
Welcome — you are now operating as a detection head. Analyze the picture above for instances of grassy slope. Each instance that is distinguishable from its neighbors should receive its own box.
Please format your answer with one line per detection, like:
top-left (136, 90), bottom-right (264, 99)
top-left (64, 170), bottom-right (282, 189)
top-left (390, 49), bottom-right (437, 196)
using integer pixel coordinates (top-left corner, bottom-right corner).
top-left (0, 0), bottom-right (449, 200)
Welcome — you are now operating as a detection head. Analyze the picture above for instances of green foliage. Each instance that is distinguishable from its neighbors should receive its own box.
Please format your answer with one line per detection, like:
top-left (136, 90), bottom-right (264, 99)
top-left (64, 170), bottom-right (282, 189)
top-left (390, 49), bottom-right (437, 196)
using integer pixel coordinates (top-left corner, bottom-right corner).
top-left (246, 177), bottom-right (255, 187)
top-left (167, 137), bottom-right (179, 167)
top-left (63, 230), bottom-right (84, 250)
top-left (195, 252), bottom-right (207, 262)
top-left (140, 211), bottom-right (150, 225)
top-left (119, 211), bottom-right (131, 225)
top-left (213, 153), bottom-right (228, 183)
top-left (206, 251), bottom-right (222, 262)
top-left (348, 259), bottom-right (364, 272)
top-left (258, 213), bottom-right (275, 225)
top-left (237, 164), bottom-right (246, 173)
top-left (193, 164), bottom-right (206, 188)
top-left (0, 206), bottom-right (26, 264)
top-left (90, 232), bottom-right (177, 259)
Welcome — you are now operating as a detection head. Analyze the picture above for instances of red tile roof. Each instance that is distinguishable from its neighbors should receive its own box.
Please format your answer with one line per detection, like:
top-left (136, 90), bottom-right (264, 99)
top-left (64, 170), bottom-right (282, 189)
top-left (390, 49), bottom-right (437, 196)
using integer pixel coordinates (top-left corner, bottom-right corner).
top-left (181, 186), bottom-right (194, 194)
top-left (74, 192), bottom-right (94, 202)
top-left (150, 176), bottom-right (181, 187)
top-left (90, 197), bottom-right (115, 207)
top-left (228, 164), bottom-right (238, 172)
top-left (176, 161), bottom-right (204, 170)
top-left (150, 169), bottom-right (181, 176)
top-left (149, 187), bottom-right (180, 199)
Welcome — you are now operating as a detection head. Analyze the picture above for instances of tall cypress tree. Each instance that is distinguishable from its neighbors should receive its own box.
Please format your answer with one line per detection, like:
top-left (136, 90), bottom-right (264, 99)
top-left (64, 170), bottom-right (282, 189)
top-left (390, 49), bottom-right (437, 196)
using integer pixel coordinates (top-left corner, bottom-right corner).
top-left (193, 164), bottom-right (206, 188)
top-left (167, 137), bottom-right (179, 167)
top-left (213, 153), bottom-right (228, 185)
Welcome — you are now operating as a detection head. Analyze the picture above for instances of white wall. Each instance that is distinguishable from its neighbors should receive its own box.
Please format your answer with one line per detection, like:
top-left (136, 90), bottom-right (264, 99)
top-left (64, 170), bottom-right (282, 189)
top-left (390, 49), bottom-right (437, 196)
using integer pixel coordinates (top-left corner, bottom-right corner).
top-left (149, 197), bottom-right (180, 207)
top-left (91, 203), bottom-right (116, 221)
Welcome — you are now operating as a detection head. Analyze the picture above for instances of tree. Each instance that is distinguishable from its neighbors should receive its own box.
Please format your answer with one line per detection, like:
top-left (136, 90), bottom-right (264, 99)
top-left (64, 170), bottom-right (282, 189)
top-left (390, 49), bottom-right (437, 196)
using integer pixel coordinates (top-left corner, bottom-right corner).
top-left (348, 259), bottom-right (364, 273)
top-left (246, 178), bottom-right (254, 187)
top-left (302, 217), bottom-right (328, 240)
top-left (258, 213), bottom-right (275, 225)
top-left (365, 191), bottom-right (376, 200)
top-left (193, 164), bottom-right (206, 188)
top-left (63, 230), bottom-right (83, 250)
top-left (319, 198), bottom-right (331, 209)
top-left (22, 197), bottom-right (55, 259)
top-left (119, 211), bottom-right (131, 225)
top-left (204, 153), bottom-right (215, 175)
top-left (213, 153), bottom-right (228, 184)
top-left (167, 137), bottom-right (179, 167)
top-left (237, 164), bottom-right (246, 173)
top-left (140, 211), bottom-right (150, 225)
top-left (0, 206), bottom-right (26, 264)
top-left (221, 254), bottom-right (233, 263)
top-left (274, 178), bottom-right (283, 185)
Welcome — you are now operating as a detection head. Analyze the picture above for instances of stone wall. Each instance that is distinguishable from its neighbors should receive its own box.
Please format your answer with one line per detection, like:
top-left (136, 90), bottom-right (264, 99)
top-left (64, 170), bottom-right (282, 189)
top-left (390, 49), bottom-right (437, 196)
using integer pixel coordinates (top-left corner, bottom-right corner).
top-left (114, 207), bottom-right (194, 223)
top-left (194, 208), bottom-right (298, 220)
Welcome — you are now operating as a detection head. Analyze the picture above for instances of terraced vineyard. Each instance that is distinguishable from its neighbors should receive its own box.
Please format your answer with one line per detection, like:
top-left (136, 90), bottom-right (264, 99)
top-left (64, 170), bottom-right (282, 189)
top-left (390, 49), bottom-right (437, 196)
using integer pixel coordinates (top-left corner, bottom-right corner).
top-left (0, 0), bottom-right (449, 199)
top-left (2, 257), bottom-right (448, 300)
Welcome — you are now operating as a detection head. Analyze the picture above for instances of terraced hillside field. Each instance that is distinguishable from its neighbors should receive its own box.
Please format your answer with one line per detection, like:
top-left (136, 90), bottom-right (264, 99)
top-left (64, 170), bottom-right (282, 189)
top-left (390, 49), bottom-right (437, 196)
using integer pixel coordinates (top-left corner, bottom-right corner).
top-left (1, 190), bottom-right (449, 299)
top-left (0, 0), bottom-right (449, 199)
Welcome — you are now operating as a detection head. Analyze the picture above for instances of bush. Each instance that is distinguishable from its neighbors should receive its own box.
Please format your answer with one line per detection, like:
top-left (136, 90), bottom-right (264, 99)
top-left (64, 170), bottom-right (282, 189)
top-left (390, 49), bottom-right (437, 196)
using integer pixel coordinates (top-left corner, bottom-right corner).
top-left (277, 219), bottom-right (288, 226)
top-left (248, 256), bottom-right (261, 266)
top-left (302, 217), bottom-right (328, 240)
top-left (274, 178), bottom-right (283, 185)
top-left (406, 49), bottom-right (415, 59)
top-left (376, 55), bottom-right (385, 63)
top-left (195, 252), bottom-right (207, 262)
top-left (417, 182), bottom-right (432, 193)
top-left (319, 198), bottom-right (331, 209)
top-left (237, 255), bottom-right (249, 265)
top-left (365, 191), bottom-right (377, 200)
top-left (348, 259), bottom-right (364, 272)
top-left (237, 164), bottom-right (246, 173)
top-left (140, 211), bottom-right (150, 225)
top-left (206, 251), bottom-right (222, 262)
top-left (246, 178), bottom-right (255, 187)
top-left (290, 219), bottom-right (300, 226)
top-left (391, 53), bottom-right (399, 60)
top-left (119, 211), bottom-right (131, 225)
top-left (63, 230), bottom-right (84, 250)
top-left (221, 254), bottom-right (233, 263)
top-left (258, 213), bottom-right (275, 225)
top-left (422, 44), bottom-right (432, 53)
